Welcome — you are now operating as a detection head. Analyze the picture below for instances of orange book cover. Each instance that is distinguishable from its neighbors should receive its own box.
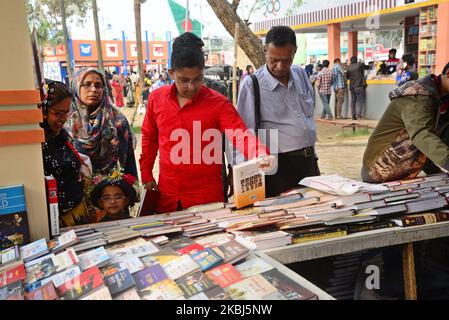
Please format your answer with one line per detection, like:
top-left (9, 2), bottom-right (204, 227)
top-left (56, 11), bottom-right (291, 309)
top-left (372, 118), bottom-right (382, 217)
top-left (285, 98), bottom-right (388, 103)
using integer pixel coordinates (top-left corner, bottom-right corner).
top-left (205, 263), bottom-right (243, 288)
top-left (232, 159), bottom-right (265, 209)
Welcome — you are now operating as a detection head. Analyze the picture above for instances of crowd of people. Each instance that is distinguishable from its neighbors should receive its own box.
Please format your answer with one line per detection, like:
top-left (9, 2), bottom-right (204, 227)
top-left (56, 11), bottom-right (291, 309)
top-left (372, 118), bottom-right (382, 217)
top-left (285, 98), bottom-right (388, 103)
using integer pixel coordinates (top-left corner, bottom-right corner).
top-left (38, 24), bottom-right (449, 299)
top-left (305, 48), bottom-right (422, 120)
top-left (103, 68), bottom-right (172, 110)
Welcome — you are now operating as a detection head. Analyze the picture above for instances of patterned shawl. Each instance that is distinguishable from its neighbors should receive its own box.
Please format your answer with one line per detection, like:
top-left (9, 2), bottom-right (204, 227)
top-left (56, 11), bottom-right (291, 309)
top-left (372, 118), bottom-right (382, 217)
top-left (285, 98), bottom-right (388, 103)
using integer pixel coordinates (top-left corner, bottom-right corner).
top-left (65, 67), bottom-right (132, 175)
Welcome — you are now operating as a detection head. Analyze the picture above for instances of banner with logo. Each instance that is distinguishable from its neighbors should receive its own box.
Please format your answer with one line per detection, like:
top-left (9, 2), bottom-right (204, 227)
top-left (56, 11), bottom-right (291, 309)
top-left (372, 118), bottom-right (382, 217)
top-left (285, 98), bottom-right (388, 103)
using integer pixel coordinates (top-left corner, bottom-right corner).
top-left (106, 43), bottom-right (119, 57)
top-left (153, 44), bottom-right (164, 58)
top-left (130, 44), bottom-right (138, 57)
top-left (79, 43), bottom-right (92, 57)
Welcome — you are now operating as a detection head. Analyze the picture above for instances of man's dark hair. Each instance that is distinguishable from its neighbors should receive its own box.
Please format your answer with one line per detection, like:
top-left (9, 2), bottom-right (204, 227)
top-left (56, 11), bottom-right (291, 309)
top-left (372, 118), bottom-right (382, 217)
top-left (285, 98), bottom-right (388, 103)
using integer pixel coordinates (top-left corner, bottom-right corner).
top-left (246, 65), bottom-right (253, 72)
top-left (265, 26), bottom-right (297, 48)
top-left (442, 62), bottom-right (449, 75)
top-left (402, 54), bottom-right (415, 66)
top-left (322, 60), bottom-right (330, 68)
top-left (389, 48), bottom-right (397, 54)
top-left (171, 32), bottom-right (205, 70)
top-left (334, 58), bottom-right (341, 63)
top-left (350, 56), bottom-right (358, 64)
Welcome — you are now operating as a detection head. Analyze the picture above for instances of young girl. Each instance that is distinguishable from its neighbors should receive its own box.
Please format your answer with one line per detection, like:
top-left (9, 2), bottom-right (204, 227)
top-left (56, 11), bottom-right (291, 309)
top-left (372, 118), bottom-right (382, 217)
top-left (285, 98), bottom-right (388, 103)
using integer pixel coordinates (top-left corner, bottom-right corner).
top-left (40, 81), bottom-right (91, 227)
top-left (89, 170), bottom-right (138, 222)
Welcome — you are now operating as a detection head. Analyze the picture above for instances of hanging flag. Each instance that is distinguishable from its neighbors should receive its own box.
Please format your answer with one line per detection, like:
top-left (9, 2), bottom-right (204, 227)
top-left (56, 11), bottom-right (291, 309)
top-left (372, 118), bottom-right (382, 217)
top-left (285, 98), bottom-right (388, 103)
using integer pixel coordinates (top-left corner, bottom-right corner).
top-left (167, 0), bottom-right (204, 37)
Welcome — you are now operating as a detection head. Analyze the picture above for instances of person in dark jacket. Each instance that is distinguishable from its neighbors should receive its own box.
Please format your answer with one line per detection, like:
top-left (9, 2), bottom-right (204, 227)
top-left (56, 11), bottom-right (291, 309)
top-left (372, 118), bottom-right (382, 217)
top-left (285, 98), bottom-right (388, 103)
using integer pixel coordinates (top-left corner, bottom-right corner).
top-left (357, 62), bottom-right (449, 300)
top-left (346, 56), bottom-right (367, 120)
top-left (40, 81), bottom-right (91, 227)
top-left (362, 62), bottom-right (449, 183)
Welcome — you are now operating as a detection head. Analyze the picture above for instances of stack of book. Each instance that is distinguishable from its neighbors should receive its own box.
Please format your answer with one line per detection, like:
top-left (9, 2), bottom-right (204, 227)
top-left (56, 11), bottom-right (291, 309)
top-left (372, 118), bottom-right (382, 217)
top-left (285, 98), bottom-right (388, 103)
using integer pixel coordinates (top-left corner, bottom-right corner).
top-left (51, 173), bottom-right (449, 254)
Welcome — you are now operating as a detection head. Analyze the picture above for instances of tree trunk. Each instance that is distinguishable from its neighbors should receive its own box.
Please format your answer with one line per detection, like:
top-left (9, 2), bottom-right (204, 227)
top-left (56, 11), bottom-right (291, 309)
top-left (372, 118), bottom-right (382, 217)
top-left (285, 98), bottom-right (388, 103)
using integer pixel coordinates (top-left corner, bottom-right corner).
top-left (134, 0), bottom-right (145, 90)
top-left (206, 0), bottom-right (265, 69)
top-left (60, 0), bottom-right (73, 83)
top-left (92, 0), bottom-right (104, 74)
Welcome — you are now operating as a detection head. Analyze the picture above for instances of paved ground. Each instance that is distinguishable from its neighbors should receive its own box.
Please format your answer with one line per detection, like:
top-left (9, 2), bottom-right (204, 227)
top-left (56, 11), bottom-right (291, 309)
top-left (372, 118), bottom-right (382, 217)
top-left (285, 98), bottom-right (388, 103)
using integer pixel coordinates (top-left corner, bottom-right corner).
top-left (121, 104), bottom-right (377, 182)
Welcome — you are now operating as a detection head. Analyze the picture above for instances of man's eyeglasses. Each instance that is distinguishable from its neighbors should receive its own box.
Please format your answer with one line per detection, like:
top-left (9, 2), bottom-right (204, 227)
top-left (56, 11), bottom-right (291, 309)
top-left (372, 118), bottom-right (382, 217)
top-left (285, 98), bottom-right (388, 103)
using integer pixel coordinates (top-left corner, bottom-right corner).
top-left (100, 195), bottom-right (127, 202)
top-left (80, 81), bottom-right (104, 90)
top-left (176, 76), bottom-right (204, 88)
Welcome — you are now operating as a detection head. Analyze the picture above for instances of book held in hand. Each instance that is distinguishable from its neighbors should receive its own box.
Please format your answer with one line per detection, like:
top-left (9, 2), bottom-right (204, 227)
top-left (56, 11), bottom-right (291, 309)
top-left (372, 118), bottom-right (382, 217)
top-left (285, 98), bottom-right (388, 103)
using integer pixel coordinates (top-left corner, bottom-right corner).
top-left (232, 159), bottom-right (265, 209)
top-left (136, 188), bottom-right (160, 217)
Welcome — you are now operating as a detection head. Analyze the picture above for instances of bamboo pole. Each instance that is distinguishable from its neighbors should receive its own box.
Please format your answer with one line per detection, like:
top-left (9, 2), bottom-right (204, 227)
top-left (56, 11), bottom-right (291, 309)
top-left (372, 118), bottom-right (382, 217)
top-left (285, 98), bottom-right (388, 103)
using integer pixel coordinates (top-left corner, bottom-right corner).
top-left (232, 22), bottom-right (239, 107)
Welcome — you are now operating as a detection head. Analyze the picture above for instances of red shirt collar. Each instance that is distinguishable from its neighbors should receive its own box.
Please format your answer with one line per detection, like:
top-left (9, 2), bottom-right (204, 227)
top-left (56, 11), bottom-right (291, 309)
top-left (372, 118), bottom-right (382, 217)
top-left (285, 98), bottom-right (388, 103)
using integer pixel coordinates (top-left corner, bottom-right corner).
top-left (167, 83), bottom-right (206, 107)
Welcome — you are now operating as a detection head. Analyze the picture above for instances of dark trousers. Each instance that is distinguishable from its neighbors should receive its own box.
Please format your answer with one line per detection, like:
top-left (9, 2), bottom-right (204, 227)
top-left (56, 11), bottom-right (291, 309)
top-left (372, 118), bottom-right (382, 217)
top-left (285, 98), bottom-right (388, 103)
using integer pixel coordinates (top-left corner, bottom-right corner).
top-left (350, 86), bottom-right (366, 120)
top-left (265, 147), bottom-right (320, 198)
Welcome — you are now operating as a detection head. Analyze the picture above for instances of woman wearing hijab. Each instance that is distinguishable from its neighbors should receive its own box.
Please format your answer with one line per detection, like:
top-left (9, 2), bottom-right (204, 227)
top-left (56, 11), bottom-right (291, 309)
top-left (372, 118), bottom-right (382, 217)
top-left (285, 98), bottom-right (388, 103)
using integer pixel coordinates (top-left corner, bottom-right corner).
top-left (65, 68), bottom-right (138, 179)
top-left (41, 81), bottom-right (91, 227)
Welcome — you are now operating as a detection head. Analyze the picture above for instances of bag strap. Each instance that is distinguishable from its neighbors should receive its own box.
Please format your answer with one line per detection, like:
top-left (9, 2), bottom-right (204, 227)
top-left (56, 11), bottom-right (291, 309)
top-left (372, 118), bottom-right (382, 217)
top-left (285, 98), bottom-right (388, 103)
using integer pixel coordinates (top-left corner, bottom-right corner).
top-left (250, 74), bottom-right (261, 136)
top-left (65, 140), bottom-right (86, 166)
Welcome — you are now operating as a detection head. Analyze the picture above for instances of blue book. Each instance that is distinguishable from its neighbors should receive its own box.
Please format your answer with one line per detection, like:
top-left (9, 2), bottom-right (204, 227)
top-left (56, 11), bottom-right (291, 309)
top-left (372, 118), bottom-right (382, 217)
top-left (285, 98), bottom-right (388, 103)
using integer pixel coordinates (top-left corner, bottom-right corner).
top-left (104, 269), bottom-right (135, 296)
top-left (190, 248), bottom-right (223, 272)
top-left (0, 185), bottom-right (26, 215)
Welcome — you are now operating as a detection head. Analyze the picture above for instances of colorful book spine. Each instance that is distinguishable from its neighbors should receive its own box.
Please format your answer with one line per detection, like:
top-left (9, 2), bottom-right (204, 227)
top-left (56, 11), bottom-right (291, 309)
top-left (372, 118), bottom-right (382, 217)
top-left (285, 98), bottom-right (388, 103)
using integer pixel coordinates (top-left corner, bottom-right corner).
top-left (393, 212), bottom-right (449, 227)
top-left (45, 176), bottom-right (60, 236)
top-left (292, 229), bottom-right (347, 244)
top-left (347, 222), bottom-right (396, 234)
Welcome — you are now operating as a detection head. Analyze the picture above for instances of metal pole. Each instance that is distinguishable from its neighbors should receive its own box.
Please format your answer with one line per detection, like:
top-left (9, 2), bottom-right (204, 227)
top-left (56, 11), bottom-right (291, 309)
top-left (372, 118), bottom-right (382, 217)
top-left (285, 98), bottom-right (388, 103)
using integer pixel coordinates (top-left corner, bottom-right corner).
top-left (232, 22), bottom-right (239, 107)
top-left (122, 31), bottom-right (127, 75)
top-left (92, 0), bottom-right (104, 74)
top-left (200, 0), bottom-right (203, 39)
top-left (145, 31), bottom-right (150, 64)
top-left (185, 0), bottom-right (190, 32)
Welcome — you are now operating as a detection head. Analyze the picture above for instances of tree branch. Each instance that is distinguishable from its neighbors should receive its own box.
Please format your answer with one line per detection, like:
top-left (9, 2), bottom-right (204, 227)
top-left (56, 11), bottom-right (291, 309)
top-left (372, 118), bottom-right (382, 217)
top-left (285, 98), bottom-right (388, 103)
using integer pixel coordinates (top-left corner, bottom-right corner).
top-left (207, 0), bottom-right (265, 68)
top-left (231, 0), bottom-right (240, 12)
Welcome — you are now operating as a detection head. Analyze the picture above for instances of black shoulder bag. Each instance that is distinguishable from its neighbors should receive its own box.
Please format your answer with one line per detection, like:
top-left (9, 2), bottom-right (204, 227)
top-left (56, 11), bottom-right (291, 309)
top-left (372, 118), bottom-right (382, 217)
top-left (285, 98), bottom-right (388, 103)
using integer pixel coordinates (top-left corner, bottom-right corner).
top-left (222, 74), bottom-right (261, 202)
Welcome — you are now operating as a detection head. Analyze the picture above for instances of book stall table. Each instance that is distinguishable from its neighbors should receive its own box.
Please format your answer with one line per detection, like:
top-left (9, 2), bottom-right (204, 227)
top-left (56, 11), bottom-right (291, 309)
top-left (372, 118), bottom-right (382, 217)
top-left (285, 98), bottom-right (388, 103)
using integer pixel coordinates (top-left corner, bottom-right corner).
top-left (0, 227), bottom-right (332, 300)
top-left (262, 220), bottom-right (449, 300)
top-left (253, 250), bottom-right (334, 300)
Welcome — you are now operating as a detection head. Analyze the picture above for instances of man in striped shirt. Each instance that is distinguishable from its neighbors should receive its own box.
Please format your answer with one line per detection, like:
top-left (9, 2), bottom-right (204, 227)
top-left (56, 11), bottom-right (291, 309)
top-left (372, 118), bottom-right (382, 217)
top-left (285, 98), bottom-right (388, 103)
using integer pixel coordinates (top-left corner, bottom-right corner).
top-left (316, 60), bottom-right (334, 120)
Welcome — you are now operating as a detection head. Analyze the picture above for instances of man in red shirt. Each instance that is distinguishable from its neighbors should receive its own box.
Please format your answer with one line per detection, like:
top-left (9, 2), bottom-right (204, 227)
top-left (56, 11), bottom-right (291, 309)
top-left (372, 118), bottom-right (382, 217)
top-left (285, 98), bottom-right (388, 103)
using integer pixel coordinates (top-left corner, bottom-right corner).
top-left (139, 33), bottom-right (273, 213)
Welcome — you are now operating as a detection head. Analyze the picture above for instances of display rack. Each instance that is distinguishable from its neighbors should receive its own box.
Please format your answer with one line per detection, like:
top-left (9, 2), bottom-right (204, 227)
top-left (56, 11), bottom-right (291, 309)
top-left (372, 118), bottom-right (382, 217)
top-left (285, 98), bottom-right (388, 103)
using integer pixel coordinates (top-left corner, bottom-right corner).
top-left (418, 5), bottom-right (438, 77)
top-left (404, 14), bottom-right (419, 62)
